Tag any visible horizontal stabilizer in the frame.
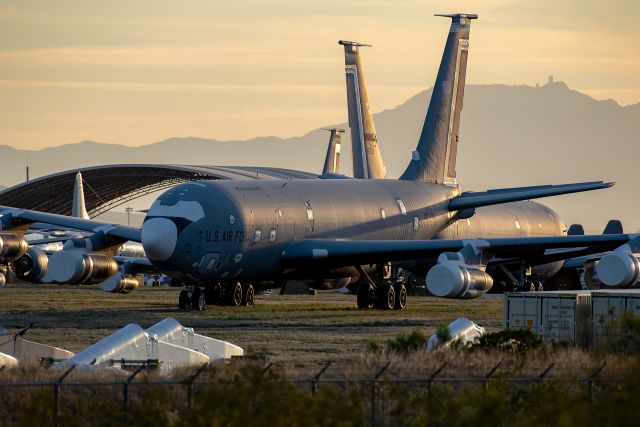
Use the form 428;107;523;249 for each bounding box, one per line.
448;181;614;212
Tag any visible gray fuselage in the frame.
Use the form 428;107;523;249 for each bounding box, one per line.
142;179;565;285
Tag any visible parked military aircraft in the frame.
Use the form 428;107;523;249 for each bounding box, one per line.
338;31;579;295
0;13;627;311
321;128;344;175
8;172;148;285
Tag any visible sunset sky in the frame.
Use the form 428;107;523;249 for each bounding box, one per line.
1;0;638;149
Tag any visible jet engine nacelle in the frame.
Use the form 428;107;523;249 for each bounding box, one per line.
426;261;493;299
0;232;29;262
594;252;640;288
13;247;49;282
99;272;139;294
48;250;118;284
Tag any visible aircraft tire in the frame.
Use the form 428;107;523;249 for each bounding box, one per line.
393;283;407;310
357;283;374;309
377;284;395;310
192;287;207;311
227;282;243;307
204;284;221;305
242;284;255;307
178;290;190;309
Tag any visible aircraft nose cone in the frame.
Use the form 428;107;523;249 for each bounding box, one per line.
141;217;178;262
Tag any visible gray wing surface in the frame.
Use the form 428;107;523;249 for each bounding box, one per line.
282;234;634;269
0;206;141;242
448;182;614;211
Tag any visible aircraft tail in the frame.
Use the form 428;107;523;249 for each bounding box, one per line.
339;40;386;179
400;13;477;184
72;171;90;220
603;219;623;235
321;128;345;174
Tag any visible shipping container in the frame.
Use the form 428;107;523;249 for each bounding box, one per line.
591;290;640;345
504;291;592;345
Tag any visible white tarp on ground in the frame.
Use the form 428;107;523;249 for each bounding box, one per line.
57;318;242;371
427;317;486;350
0;329;75;363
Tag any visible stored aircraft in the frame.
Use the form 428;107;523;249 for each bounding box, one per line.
337;24;584;296
0;14;632;311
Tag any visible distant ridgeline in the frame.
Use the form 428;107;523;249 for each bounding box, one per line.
0;81;638;229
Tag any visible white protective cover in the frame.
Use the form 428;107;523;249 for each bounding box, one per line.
427;317;486;350
0;333;75;362
146;318;243;359
0;351;19;368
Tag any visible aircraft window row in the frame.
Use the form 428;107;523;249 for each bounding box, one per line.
396;199;407;216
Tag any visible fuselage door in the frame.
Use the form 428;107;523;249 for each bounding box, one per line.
304;201;315;236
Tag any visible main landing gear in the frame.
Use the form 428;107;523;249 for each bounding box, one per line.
178;282;255;310
356;265;408;310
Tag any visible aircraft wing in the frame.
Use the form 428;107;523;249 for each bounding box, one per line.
449;181;613;211
282;234;634;269
0;207;141;242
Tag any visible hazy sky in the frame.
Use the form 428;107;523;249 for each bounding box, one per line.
1;0;638;149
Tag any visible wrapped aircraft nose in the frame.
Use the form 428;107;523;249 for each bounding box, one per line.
141;217;178;261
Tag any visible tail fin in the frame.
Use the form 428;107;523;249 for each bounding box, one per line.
72;171;90;220
400;13;477;184
321;128;345;174
603;219;623;235
339;40;386;179
567;224;585;236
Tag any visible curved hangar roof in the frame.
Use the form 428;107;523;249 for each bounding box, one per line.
0;164;318;217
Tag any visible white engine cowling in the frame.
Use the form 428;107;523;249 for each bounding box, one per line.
595;252;640;288
426;262;493;299
99;272;139;293
14;247;49;282
0;232;28;262
48;251;118;284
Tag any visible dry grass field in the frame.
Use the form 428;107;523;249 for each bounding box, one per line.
0;284;503;363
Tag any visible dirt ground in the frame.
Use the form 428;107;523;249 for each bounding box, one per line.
0;284;503;363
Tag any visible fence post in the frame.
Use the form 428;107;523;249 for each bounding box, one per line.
370;361;391;427
122;364;147;422
426;362;447;427
53;364;76;427
262;362;273;375
589;362;606;403
537;363;555;382
311;361;332;394
484;361;502;392
186;363;209;409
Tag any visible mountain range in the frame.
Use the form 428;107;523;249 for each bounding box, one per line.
1;81;638;232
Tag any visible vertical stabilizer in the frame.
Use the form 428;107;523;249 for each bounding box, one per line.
400;14;477;184
321;128;345;174
339;40;386;179
72;172;90;219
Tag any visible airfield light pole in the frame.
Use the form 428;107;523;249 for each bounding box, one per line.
125;207;133;226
